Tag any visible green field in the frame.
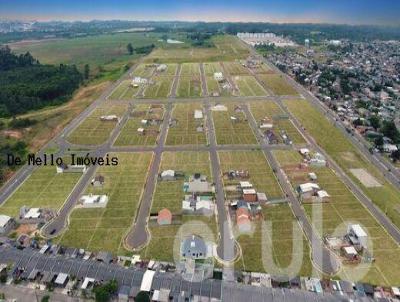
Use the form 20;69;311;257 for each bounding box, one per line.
166;103;207;145
203;62;230;96
284;99;400;234
274;149;400;285
132;63;156;78
145;35;249;63
258;74;298;95
9;33;160;71
156;63;178;76
250;101;306;144
57;152;152;255
203;62;223;75
114;104;164;146
143;76;174;98
180;63;200;76
212;103;257;145
177;77;202;98
251;63;274;74
109;80;139;99
232;75;268;96
218;151;312;275
140;151;217;261
222;61;250;75
67;103;128;145
0;160;82;217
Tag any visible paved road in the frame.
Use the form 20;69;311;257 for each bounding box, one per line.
169;63;181;98
124;103;173;249
204;101;237;262
242;105;339;275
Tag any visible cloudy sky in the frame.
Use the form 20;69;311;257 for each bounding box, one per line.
1;0;399;26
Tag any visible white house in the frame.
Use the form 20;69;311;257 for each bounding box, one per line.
298;183;320;199
211;104;227;111
0;215;15;234
160;170;176;181
347;224;368;249
194;110;203;119
383;143;398;153
132;77;148;85
156;64;167;72
80;194;109;208
213;72;224;82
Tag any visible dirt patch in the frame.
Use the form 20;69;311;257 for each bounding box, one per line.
1;130;23;139
350;168;382;188
15;224;38;236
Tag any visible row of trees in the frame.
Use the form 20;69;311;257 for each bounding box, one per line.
126;43;155;55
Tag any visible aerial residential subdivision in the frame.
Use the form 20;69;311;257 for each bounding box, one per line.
0;1;400;301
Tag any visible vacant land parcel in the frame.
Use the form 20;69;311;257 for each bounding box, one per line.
143;76;174;98
166;103;207;145
274;149;400;285
58;152;152;255
218;151;312;275
232;75;267;96
67;103;128;145
212;103;257;145
114;104;164;146
176;63;202;97
0;161;82;217
250;101;305;144
284;99;400;233
109;80;139;99
258;74;298;95
141;151;217;261
145;35;249;63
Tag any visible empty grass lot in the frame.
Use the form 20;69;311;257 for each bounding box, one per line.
143;76;174;98
222;61;250;75
57;152;152;255
232;75;268;96
284;99;400;236
140;151;217;261
176;63;202;98
251;63;274;74
114;104;164;146
274;149;400;285
132;63;155;78
212;103;257;145
0;159;82;217
166;103;207;145
258;74;298;95
250;101;306;144
145;35;249;63
218;151;312;275
67;103;128;145
109;80;139;99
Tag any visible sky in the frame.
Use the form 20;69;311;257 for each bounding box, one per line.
0;0;399;26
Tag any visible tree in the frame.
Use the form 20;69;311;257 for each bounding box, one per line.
391;149;400;162
84;64;90;80
127;43;134;55
374;136;384;147
135;291;150;302
93;280;118;302
369;115;381;130
382;120;400;143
